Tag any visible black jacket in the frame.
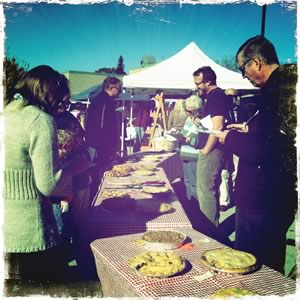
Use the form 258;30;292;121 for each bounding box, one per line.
223;65;297;212
84;91;120;165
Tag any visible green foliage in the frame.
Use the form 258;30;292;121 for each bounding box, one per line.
95;55;126;75
95;67;116;74
115;55;126;75
3;56;29;105
215;55;239;72
276;64;297;178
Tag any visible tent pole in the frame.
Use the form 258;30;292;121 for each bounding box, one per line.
120;99;125;158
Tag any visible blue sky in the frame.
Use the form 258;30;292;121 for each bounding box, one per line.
4;1;297;73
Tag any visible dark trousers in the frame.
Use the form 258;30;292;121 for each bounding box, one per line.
5;245;65;281
235;207;295;274
89;165;106;205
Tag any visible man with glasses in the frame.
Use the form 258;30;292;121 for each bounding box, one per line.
215;35;297;273
85;76;122;201
192;66;233;227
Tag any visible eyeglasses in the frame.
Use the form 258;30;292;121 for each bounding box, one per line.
194;80;205;86
238;57;254;76
112;86;121;92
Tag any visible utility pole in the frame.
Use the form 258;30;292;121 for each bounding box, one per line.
261;4;267;37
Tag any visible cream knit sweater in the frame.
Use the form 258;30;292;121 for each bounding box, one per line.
3;100;72;252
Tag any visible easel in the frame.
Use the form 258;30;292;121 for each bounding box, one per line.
148;92;167;147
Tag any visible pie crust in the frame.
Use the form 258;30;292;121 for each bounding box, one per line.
201;248;257;274
211;287;257;299
128;251;185;277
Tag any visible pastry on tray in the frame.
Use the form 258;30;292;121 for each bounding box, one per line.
141;230;186;250
142;186;171;194
211;287;257;299
133;170;155;176
140;156;160;162
201;248;257;274
112;164;134;173
136;200;172;214
135;164;157;171
128;251;185;277
142;230;185;243
100;195;135;212
101;190;129;199
105;169;130;177
101;193;172;214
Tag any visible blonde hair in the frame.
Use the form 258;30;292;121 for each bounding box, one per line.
225;88;238;96
173;99;186;114
184;95;202;111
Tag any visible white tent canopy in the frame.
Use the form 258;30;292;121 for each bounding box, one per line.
123;42;254;91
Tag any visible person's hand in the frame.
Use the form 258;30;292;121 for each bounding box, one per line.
191;117;201;126
214;130;230;144
227;123;249;133
199;148;209;155
185;137;191;144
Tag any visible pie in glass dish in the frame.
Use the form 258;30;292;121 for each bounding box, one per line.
211;287;257;299
128;251;185;278
201;248;257;274
142;230;186;250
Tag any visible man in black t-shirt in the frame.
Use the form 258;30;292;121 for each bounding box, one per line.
193;66;233;226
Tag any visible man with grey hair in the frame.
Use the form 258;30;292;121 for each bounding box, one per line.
216;35;297;273
85;76;122;201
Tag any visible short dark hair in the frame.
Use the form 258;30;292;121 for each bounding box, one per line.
236;35;279;65
14;65;70;115
193;66;217;85
102;76;122;91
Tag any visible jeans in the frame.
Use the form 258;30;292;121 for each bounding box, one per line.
235;207;295;273
133;127;145;152
52;203;69;243
196;148;225;226
182;160;198;201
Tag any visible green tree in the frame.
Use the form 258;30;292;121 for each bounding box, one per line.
3;56;29;105
115;55;126;75
95;56;126;75
95;67;116;74
216;55;239;72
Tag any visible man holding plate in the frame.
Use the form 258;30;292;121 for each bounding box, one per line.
192;66;233;227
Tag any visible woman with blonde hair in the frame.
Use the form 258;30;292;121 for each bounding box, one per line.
167;99;188;131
